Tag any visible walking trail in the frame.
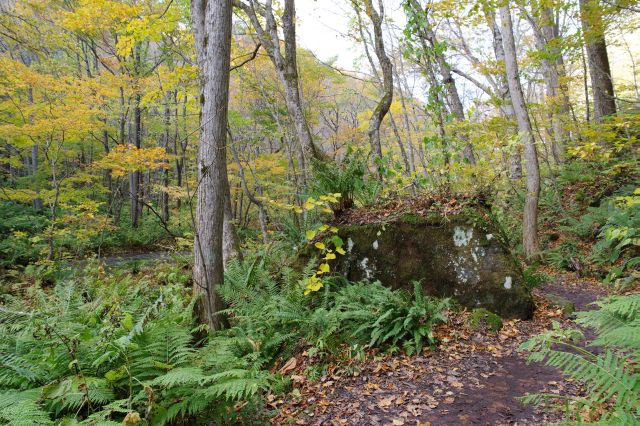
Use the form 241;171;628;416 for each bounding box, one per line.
272;274;609;426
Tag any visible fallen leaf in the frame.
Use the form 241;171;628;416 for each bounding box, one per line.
279;357;297;375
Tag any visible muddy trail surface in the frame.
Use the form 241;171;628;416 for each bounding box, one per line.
273;276;609;426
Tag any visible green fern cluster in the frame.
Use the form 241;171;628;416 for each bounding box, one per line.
520;294;640;425
0;253;451;425
220;258;450;359
0;263;277;425
307;149;381;212
334;281;450;355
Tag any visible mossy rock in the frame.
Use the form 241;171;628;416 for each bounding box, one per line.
545;293;575;316
469;308;503;333
297;213;534;319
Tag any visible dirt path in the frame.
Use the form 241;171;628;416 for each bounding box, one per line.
273;276;608;425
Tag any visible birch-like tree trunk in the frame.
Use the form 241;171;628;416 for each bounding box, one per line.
356;0;393;178
407;0;476;165
521;5;571;162
500;2;541;259
234;0;324;163
483;7;521;179
191;0;233;331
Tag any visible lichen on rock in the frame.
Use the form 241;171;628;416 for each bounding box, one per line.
299;210;534;319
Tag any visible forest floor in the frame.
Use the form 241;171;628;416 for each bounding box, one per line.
272;273;610;426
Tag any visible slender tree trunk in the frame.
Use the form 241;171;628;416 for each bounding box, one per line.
356;0;393;178
388;112;411;175
234;0;324;163
524;6;570;162
229;131;269;244
484;8;522;179
191;0;233;331
500;2;541;259
223;188;242;264
579;0;616;122
129;95;141;228
408;0;475;165
161;94;171;223
26;87;43;211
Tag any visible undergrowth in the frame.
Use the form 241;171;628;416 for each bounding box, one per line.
521;294;640;425
0;254;450;424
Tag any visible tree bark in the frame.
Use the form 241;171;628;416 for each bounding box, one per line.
407;0;475;165
483;7;522;179
356;0;393;178
191;0;233;331
234;0;324;163
161;93;171;223
129;94;142;228
579;0;616;122
522;6;571;162
500;2;541;259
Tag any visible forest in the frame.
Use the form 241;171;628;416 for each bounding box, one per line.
0;0;638;424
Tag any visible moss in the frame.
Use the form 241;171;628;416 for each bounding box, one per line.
545;293;575;316
469;308;503;333
400;213;427;225
294;213;534;319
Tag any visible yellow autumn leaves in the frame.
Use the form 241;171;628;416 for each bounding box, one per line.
262;192;346;295
303;220;348;295
94;144;171;177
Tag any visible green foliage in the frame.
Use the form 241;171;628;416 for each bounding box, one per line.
520;294;640;425
0;201;47;267
522;266;551;290
545;240;584;271
307;150;381;213
468;308;503;333
334;281;450;355
578;294;640;357
219;257;450;359
0;263;278;425
592;197;640;289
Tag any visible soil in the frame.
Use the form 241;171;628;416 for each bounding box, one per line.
271;273;612;426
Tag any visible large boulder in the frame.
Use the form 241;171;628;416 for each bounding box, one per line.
314;213;533;319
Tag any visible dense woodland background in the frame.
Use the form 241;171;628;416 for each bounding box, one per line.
0;0;638;425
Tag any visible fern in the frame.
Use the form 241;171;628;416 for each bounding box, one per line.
0;389;52;425
521;294;640;424
578;294;640;357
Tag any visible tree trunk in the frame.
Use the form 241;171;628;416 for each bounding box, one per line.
234;0;324;163
524;6;571;162
408;0;475;165
130;95;142;228
358;0;393;178
500;2;541;259
484;8;522;179
161;94;171;223
26;87;43;211
579;0;616;122
191;0;233;331
223;188;242;264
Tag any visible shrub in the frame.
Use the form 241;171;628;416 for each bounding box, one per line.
0;201;47;267
307;150;381;214
591;193;640;289
220;258;450;358
0;253;452;424
334;280;450;355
